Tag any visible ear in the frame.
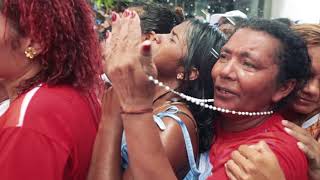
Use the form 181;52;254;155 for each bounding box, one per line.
271;79;296;103
143;31;161;44
176;67;199;81
19;37;43;57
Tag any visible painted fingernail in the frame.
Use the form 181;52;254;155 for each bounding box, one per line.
142;40;151;53
131;11;136;18
105;31;109;39
124;9;130;17
112;12;117;22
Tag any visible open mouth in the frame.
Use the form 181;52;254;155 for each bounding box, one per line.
215;86;238;97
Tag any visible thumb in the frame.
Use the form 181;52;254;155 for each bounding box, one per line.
139;40;157;78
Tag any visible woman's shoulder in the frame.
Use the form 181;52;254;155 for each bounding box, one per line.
23;84;99;128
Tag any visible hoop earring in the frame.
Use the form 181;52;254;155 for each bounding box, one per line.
24;47;37;59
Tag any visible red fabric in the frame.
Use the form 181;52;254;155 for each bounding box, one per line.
0;85;100;180
207;113;308;180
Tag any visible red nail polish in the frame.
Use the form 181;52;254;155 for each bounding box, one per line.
131;11;136;18
142;44;151;52
124;9;129;17
112;12;117;22
105;31;109;39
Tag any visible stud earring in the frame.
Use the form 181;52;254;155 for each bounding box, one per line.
24;47;37;59
177;73;184;80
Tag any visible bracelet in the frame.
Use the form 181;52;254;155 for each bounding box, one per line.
120;108;153;115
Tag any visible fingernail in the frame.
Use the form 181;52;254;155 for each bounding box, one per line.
131;11;136;18
284;127;292;134
105;31;109;39
297;142;305;150
142;40;151;53
282;120;288;125
112;12;117;22
124;9;130;17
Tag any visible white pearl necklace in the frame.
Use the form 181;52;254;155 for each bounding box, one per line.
148;76;274;116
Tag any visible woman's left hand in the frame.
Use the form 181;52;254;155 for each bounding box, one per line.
282;120;320;180
225;141;285;180
104;11;157;113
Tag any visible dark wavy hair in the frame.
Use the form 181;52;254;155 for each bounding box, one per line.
237;19;311;109
129;1;181;34
1;0;102;94
181;19;227;152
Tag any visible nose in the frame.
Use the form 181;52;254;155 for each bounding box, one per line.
301;78;320;99
219;59;237;81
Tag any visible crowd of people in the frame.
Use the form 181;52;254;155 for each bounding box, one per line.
0;0;319;180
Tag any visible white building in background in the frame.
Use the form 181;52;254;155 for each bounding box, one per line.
270;0;320;23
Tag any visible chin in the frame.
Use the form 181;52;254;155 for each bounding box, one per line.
214;100;236;111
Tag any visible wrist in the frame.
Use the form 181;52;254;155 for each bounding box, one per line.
121;107;153;115
121;101;153;113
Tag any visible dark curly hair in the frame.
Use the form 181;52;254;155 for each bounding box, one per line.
1;0;102;94
181;19;227;152
237;19;312;110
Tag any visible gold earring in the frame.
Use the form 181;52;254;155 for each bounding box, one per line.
177;73;184;80
24;47;37;59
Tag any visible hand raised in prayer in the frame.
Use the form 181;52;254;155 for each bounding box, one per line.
104;10;157;113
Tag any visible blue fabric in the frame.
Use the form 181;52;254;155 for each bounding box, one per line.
121;106;201;179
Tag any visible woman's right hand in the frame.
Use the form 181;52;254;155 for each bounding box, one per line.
225;141;285;180
282;120;320;180
104;10;157;113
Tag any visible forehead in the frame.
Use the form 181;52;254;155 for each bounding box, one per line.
308;46;320;75
172;21;188;33
224;28;280;60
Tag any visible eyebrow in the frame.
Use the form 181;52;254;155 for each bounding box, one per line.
172;30;179;40
222;47;256;60
221;47;231;54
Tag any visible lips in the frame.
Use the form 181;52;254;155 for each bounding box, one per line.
214;85;239;97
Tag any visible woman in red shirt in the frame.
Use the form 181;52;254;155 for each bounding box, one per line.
104;16;311;180
0;1;102;180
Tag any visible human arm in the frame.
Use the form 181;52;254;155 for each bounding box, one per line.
282;120;320;180
225;141;285;180
122;105;198;179
87;87;123;180
105;11;176;180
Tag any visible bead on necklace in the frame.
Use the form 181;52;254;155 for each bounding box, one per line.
148;76;273;116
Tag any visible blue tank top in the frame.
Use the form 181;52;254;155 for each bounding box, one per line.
120;105;213;179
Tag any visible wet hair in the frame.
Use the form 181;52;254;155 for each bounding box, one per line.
1;0;102;93
292;24;320;47
181;19;227;152
237;18;311;109
129;2;180;34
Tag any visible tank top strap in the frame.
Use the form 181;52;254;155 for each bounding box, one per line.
121;105;200;177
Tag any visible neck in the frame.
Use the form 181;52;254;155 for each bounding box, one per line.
2;62;41;101
280;106;307;125
220;113;272;132
0;86;8;102
152;77;180;109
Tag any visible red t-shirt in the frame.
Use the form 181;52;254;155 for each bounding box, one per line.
207;113;308;180
0;84;100;180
